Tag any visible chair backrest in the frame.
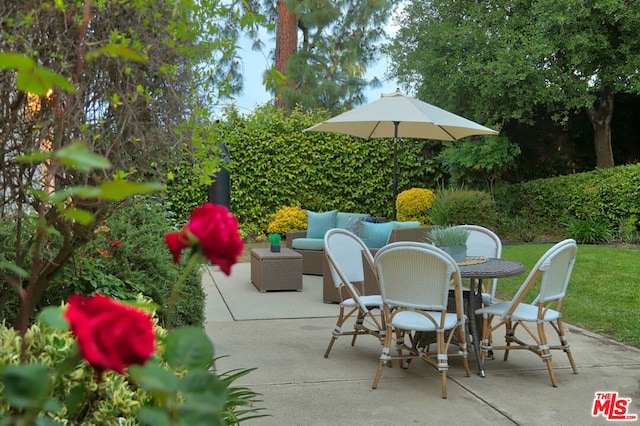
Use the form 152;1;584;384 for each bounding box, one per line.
324;228;376;304
374;242;462;312
452;224;502;259
509;239;578;311
452;225;502;303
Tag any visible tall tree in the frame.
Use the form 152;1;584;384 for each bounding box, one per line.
0;0;256;324
254;0;397;112
386;0;640;168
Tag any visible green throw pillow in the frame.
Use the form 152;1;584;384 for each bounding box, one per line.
306;210;338;238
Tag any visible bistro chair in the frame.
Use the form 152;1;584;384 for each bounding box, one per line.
452;224;502;305
372;242;471;399
475;239;579;387
323;228;385;358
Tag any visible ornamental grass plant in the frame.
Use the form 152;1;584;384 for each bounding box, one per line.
427;226;471;248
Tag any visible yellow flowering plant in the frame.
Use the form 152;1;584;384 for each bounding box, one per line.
267;205;308;235
396;188;436;224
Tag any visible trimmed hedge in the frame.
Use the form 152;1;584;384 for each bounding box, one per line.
494;163;640;232
171;104;443;237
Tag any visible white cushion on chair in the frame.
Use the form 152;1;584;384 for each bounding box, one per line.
478;301;561;322
342;295;383;309
390;310;459;331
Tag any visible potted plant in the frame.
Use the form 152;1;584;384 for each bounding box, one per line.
268;233;281;252
426;226;470;262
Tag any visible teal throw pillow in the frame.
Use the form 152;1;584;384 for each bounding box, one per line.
306;210;338;238
360;221;394;248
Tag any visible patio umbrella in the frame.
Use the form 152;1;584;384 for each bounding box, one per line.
304;91;499;219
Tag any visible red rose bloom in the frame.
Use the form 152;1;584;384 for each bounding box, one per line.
64;294;155;377
164;203;243;275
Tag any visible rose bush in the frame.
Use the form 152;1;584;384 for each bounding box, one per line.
165;203;243;275
64;294;156;377
1;203;265;424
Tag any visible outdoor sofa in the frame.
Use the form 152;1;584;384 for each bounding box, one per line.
285;209;433;303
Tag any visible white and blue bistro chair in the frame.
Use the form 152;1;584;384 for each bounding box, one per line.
476;239;579;387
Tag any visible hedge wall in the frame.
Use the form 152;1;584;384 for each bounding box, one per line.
494;163;640;229
215;104;442;236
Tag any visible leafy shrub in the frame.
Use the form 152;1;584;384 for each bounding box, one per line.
495;216;538;242
47;200;204;328
0;315;265;424
396;188;436;224
267;205;308;234
52;224;144;301
618;215;640;243
565;219;613;243
104;200;205;327
436;189;498;228
495;163;640;232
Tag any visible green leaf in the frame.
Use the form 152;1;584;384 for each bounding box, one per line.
98;181;162;200
137;407;172;426
164;327;214;370
54;142;111;171
35;416;65;426
0;261;29;278
1;364;52;409
36;306;69;331
47;186;102;202
85;45;148;62
122;299;160;313
11;62;75;96
17;151;52;163
128;360;178;395
179;370;227;407
61;207;95;225
0;52;36;70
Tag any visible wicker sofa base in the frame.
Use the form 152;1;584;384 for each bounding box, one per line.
287;225;434;303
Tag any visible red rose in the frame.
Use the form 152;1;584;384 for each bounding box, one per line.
164;203;243;275
64;294;155;377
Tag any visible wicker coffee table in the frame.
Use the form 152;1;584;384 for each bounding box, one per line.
250;248;303;292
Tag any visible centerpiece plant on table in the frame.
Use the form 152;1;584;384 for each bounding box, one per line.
427;226;471;262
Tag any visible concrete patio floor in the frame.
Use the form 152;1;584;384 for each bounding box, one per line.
203;263;640;425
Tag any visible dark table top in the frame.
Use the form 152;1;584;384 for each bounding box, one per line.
458;257;526;279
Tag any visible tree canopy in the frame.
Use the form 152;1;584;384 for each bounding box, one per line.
250;0;397;112
386;0;640;168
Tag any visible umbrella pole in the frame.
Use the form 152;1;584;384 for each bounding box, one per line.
392;121;399;221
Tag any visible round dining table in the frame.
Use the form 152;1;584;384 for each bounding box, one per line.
457;257;526;377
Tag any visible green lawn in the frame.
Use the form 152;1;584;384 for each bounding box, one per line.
497;243;640;348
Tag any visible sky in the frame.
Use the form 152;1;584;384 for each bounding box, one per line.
221;6;404;114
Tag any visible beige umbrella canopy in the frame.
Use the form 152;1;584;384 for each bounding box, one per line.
304;91;499;219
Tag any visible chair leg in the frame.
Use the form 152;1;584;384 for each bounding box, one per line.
351;311;366;346
457;325;471;377
536;321;559;387
503;321;514;361
396;329;407;369
441;371;447;399
556;319;579;375
372;325;393;389
324;306;347;358
437;332;449;399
